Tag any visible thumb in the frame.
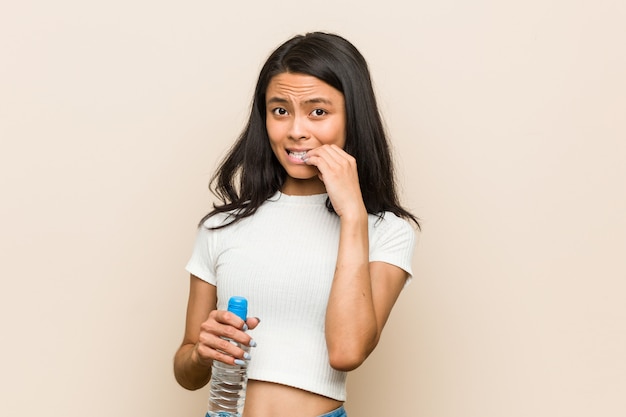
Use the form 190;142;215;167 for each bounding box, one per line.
245;317;261;330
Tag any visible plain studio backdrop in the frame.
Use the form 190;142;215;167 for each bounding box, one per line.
1;1;625;416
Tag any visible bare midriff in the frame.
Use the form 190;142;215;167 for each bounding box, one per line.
243;379;343;417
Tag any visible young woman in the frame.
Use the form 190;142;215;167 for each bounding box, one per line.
174;32;419;417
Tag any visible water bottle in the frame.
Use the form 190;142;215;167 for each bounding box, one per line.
206;296;249;417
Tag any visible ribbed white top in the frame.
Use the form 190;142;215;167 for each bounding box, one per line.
186;192;417;401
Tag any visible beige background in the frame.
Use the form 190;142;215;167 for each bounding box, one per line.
1;1;625;416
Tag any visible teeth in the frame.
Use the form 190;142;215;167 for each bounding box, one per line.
289;151;307;160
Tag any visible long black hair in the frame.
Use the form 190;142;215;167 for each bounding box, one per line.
202;32;419;228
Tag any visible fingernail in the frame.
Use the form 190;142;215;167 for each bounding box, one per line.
234;359;246;366
242;323;249;331
243;352;252;360
249;339;257;348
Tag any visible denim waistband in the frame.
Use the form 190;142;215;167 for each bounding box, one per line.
317;405;347;417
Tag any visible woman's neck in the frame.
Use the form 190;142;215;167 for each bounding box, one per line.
281;177;326;196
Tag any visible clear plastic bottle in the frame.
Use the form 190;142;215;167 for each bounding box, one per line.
206;296;249;417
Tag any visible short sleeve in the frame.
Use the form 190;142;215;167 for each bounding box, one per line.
185;222;218;285
369;213;418;284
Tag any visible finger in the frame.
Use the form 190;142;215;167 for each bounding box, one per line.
245;316;261;330
303;149;339;173
196;340;247;367
205;311;256;349
192;341;213;367
307;152;356;185
213;309;247;329
199;330;251;363
319;144;354;164
323;144;351;163
318;145;355;172
305;145;343;166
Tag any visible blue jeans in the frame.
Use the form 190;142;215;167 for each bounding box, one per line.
318;405;347;417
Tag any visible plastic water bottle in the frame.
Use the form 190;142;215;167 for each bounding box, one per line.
206;296;249;417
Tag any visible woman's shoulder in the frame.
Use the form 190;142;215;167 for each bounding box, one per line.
368;212;419;265
369;211;416;232
368;211;419;246
199;211;240;230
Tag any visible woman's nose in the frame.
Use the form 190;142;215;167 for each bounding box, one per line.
287;116;310;141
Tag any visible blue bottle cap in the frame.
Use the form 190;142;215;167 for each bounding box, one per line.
227;296;248;321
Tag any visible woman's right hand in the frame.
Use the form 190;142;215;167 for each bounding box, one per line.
175;276;259;390
193;310;260;367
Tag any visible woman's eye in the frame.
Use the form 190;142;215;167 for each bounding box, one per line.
271;107;288;116
311;109;326;117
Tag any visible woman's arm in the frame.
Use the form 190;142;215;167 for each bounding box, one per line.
325;217;408;371
304;144;409;371
174;275;215;390
174;275;258;390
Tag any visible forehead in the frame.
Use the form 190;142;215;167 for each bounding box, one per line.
266;73;343;102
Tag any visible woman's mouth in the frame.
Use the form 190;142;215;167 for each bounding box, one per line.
288;150;307;159
287;150;308;163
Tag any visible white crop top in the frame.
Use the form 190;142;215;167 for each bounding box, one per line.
186;192;417;401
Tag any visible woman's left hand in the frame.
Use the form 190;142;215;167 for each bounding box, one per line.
304;144;366;219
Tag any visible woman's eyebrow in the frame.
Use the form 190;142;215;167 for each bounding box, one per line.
304;97;333;105
266;96;289;105
266;97;333;105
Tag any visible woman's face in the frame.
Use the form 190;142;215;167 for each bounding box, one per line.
265;72;346;195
